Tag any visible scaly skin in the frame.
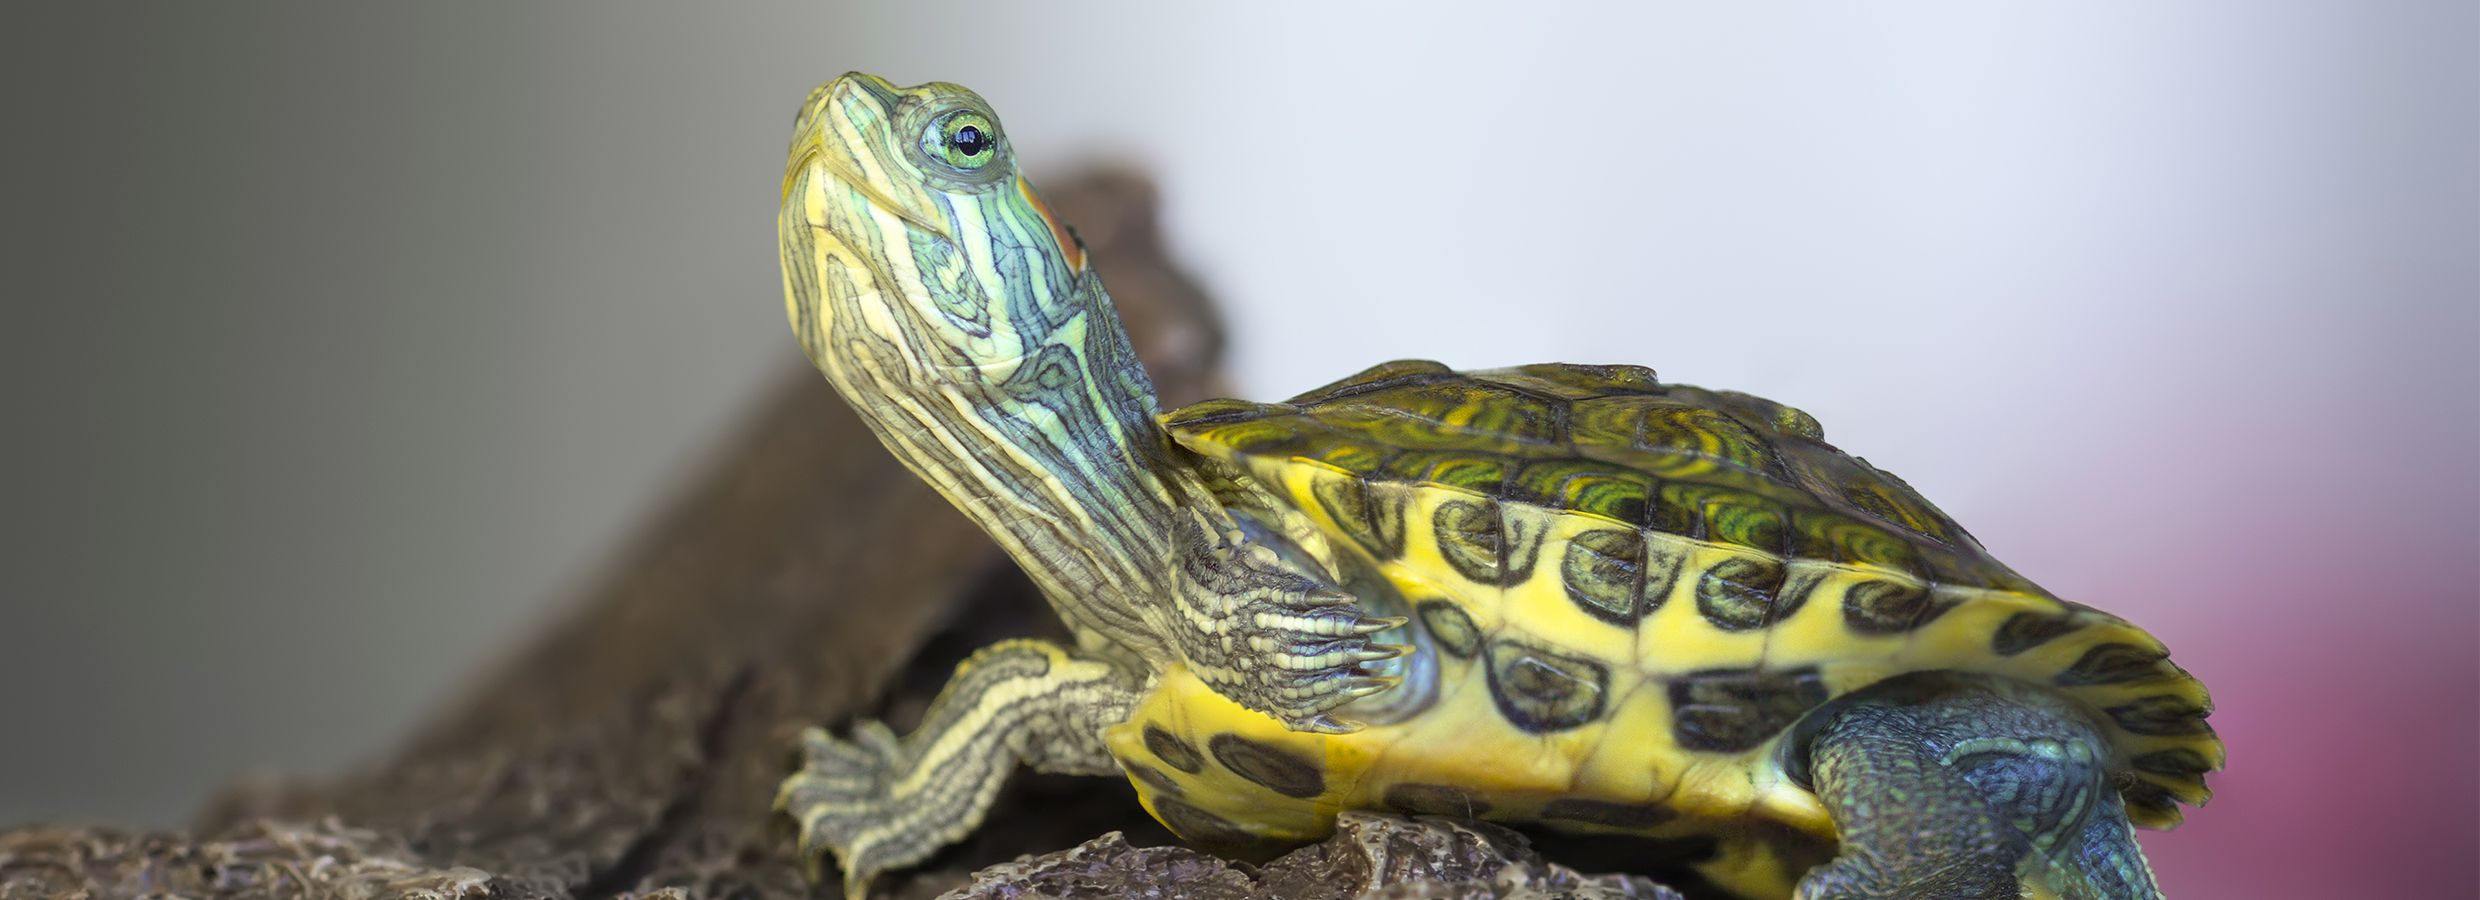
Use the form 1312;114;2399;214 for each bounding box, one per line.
1794;676;2164;899
773;73;2212;898
774;73;1398;895
777;73;1401;720
775;641;1139;898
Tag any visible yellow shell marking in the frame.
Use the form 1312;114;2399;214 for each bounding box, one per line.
1110;375;2221;897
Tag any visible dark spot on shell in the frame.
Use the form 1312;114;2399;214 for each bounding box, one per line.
1432;499;1544;587
1840;578;1945;635
1638;543;1686;613
1561;529;1645;624
1314;476;1404;558
1777;569;1827;622
1150;793;1254;845
1144;724;1203;774
1694;557;1790;632
1484;638;1609;733
1367;486;1408;555
2055;642;2172;686
1539;798;1672;829
1434;500;1502;584
1125;763;1183;797
1382;783;1491;818
2131;748;2215;778
1208;733;1326;798
1992;611;2080;655
1417;600;1481;658
1668;667;1828;753
2105;696;2213;737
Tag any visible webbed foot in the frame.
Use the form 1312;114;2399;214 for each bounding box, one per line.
776;639;1141;897
1170;509;1406;732
776;722;909;897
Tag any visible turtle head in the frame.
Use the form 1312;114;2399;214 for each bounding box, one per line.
780;74;1181;658
781;73;1096;385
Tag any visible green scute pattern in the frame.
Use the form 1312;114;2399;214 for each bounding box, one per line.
1166;361;2036;592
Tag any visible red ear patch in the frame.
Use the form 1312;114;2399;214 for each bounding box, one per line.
1017;178;1087;273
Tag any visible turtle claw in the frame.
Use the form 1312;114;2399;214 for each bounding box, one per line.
1337;674;1399;700
1292;713;1359;735
1345;615;1408;636
1345;647;1405;665
1287;675;1400;734
1174;509;1412;730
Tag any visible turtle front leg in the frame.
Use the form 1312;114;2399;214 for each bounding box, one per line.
1168;508;1404;733
777;639;1142;897
1793;674;2163;900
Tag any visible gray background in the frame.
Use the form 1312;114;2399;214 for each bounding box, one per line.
3;4;2471;897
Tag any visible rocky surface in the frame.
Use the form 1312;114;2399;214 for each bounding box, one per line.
0;820;521;900
948;814;1683;900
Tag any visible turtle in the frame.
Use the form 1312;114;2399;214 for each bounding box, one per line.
773;73;2220;900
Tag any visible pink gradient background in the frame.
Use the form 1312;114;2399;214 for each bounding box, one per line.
1989;375;2478;898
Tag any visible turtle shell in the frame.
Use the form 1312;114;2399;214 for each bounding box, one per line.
1156;361;2220;842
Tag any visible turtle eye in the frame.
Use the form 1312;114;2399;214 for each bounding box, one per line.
926;110;1000;171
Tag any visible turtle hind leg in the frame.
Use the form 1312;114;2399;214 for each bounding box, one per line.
1792;674;2163;900
776;639;1142;897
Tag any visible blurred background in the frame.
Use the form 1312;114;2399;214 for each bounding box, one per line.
2;3;2470;897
